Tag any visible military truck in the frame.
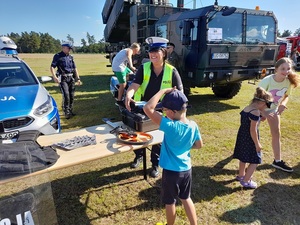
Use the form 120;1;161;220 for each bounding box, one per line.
102;0;279;98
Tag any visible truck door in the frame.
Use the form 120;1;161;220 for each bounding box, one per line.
182;19;200;76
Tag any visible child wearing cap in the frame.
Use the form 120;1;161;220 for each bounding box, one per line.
143;88;203;225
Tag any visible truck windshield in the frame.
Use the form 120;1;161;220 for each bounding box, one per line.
246;15;275;44
207;12;275;44
207;13;242;44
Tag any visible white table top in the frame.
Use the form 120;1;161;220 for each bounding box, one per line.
0;122;163;184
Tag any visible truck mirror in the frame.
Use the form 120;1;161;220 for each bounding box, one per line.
207;6;237;23
222;7;237;16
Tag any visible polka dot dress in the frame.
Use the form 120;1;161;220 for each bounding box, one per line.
233;110;262;164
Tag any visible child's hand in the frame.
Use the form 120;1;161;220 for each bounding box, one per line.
164;87;176;94
276;105;287;115
256;143;262;152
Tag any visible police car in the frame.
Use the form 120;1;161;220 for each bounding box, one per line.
0;36;61;140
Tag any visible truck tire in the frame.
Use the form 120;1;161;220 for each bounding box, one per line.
212;82;242;98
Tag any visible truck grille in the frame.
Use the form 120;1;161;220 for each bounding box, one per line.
2;117;33;129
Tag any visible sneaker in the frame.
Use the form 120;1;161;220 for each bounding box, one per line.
236;176;244;181
240;180;257;189
149;166;159;178
272;160;293;172
130;157;143;168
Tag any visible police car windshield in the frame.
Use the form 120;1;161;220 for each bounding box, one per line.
0;63;37;87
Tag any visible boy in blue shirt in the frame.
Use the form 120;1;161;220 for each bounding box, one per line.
143;88;203;225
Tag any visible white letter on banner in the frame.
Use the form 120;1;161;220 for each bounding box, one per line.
16;214;22;225
0;218;11;225
24;211;35;225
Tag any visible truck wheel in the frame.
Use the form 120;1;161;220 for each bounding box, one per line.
212;82;242;98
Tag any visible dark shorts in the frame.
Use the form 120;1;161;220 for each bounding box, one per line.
114;67;132;83
161;168;192;205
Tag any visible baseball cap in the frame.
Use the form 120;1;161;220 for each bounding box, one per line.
61;41;73;49
160;89;190;111
145;36;169;52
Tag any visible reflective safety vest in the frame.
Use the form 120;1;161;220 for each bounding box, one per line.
134;62;174;101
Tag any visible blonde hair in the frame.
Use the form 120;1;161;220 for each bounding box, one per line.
275;57;300;88
130;42;140;49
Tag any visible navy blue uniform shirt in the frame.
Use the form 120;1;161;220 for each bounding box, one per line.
51;51;76;74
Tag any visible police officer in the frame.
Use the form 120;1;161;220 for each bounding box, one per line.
125;37;183;178
50;42;81;119
166;42;182;74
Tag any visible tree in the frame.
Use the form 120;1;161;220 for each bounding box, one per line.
28;31;41;53
281;30;292;37
5;31;107;53
293;28;300;36
39;33;60;53
67;34;74;45
86;32;96;45
81;38;87;47
18;32;31;53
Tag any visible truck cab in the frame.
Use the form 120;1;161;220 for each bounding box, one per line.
155;5;278;97
102;0;279;98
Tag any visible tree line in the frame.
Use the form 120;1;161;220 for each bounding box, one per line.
279;28;300;38
5;32;107;54
4;28;300;54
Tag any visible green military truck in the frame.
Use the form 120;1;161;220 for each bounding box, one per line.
103;0;278;98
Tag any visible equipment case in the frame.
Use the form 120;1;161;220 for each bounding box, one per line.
121;109;159;132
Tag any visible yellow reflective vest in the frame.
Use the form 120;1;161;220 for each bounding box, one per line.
134;62;174;101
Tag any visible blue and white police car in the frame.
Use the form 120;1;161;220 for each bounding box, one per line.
0;36;61;140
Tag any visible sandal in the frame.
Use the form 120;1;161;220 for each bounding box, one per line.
240;180;257;189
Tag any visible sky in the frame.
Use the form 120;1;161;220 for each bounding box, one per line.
0;0;299;46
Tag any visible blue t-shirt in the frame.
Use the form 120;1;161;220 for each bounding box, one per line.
159;117;201;172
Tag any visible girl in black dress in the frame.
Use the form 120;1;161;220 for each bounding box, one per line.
233;87;273;189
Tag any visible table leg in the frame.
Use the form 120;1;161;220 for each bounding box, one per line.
143;148;147;180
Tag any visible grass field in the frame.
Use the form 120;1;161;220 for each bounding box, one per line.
7;54;300;224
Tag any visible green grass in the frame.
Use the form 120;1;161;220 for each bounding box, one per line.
4;54;300;224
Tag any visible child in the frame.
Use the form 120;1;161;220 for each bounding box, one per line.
258;57;300;172
233;87;273;189
143;88;203;225
112;42;140;106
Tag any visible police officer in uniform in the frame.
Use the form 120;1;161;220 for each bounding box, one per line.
50;42;81;119
125;37;183;178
